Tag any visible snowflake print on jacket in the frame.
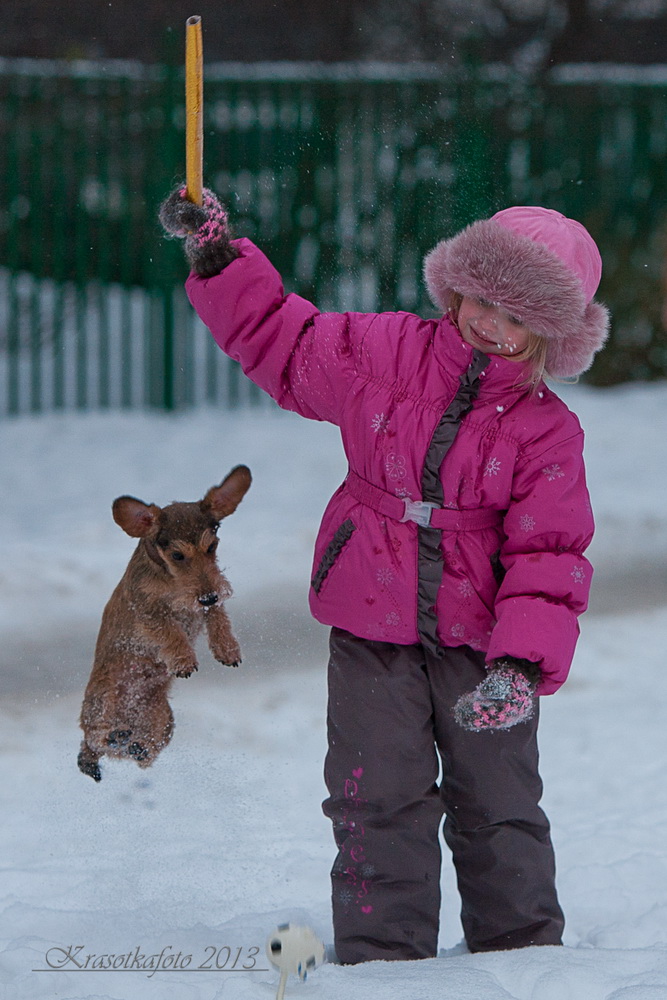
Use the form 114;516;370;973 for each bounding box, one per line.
371;413;389;434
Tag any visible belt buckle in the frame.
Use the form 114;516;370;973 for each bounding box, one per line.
400;498;439;527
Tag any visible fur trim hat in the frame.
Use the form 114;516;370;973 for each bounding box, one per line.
423;206;610;377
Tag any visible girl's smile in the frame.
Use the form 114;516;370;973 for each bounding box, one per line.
457;296;532;359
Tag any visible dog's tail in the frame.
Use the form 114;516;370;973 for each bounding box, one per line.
78;741;102;782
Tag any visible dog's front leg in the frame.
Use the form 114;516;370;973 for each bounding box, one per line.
205;605;241;667
140;620;199;677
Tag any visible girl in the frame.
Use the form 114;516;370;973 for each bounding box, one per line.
160;191;609;963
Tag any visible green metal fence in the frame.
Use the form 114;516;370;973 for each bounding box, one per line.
2;58;667;416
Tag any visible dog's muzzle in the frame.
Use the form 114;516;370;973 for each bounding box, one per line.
198;592;219;607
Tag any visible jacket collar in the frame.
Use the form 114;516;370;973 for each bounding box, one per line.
433;315;535;397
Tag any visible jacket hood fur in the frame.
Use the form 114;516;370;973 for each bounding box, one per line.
423;219;610;378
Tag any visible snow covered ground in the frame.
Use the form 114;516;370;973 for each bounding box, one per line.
2;380;667;1000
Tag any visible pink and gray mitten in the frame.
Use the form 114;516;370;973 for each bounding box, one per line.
159;186;238;277
453;657;541;732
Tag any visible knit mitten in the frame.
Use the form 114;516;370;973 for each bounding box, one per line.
158;186;239;277
453;657;541;732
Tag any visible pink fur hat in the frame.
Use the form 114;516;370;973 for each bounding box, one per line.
423;206;610;377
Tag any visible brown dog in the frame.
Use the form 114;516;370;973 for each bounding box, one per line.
78;465;251;782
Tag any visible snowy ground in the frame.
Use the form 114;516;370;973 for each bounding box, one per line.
1;380;667;1000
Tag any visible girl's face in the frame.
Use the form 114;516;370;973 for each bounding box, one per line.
456;296;532;359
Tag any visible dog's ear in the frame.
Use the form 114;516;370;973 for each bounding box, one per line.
202;465;252;520
112;496;162;537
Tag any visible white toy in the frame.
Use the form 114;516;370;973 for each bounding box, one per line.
266;923;326;1000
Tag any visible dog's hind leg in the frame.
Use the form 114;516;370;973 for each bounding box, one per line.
124;698;175;769
78;741;102;782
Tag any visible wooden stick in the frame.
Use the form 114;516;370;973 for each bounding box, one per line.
185;15;203;206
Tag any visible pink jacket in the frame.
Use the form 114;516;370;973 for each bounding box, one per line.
187;239;594;695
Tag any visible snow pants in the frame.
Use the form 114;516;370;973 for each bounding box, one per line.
322;627;564;964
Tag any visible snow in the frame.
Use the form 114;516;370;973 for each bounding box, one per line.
2;379;667;1000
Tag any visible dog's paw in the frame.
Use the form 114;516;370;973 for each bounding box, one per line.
214;655;241;668
212;641;242;667
78;751;102;782
128;741;150;762
173;661;198;678
107;729;132;748
222;656;241;668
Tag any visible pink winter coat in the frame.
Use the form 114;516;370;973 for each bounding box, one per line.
186;238;594;695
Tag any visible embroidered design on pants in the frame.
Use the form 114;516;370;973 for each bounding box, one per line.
336;768;374;915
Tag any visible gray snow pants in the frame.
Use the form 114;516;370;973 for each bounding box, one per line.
322;627;564;964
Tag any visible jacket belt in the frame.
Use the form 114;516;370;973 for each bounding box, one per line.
345;469;504;531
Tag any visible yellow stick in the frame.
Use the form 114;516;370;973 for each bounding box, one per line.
185;15;203;206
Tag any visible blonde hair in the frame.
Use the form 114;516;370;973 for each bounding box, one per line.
446;292;550;393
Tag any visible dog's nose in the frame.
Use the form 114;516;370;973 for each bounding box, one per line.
198;592;219;607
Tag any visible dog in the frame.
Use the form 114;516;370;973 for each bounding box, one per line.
77;465;251;782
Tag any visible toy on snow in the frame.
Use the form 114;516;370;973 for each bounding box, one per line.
266;923;326;999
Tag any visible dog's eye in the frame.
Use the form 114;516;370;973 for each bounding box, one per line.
207;540;218;555
171;551;185;561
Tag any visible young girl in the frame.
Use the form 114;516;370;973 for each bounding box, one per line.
160;192;609;963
